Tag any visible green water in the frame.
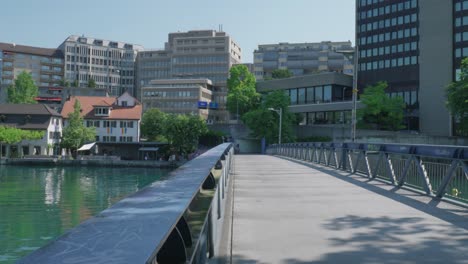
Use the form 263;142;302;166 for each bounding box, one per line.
0;165;171;263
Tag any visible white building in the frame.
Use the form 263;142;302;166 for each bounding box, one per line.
61;92;142;143
0;104;63;157
59;35;144;96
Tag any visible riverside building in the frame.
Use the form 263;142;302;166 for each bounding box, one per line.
136;30;242;123
253;41;354;81
60;36;143;96
356;0;464;136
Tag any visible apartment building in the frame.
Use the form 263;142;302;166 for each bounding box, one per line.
141;79;214;120
60;36;143;96
0;42;64;102
136;30;242;123
253;41;354;81
356;0;460;136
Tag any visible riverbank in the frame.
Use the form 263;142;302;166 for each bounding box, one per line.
0;157;182;168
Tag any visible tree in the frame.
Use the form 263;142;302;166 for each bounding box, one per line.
0;126;43;158
226;65;260;118
164;114;208;157
358;81;405;131
72;80;79;87
271;69;293;79
141;108;168;141
61;100;96;154
446;57;468;135
243;90;296;144
7;71;39;104
88;78;96;88
59;79;71;87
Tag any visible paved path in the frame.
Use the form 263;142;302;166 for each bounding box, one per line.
230;155;468;264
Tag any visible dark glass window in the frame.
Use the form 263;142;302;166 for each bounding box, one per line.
298;88;306;104
306;87;314;103
290;88;298;105
315;86;323;103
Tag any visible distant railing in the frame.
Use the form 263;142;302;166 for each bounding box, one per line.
267;143;468;203
19;143;233;264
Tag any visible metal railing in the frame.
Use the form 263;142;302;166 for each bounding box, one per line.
267;142;468;203
19;143;233;264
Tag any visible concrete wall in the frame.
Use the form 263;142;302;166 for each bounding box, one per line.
419;0;453;136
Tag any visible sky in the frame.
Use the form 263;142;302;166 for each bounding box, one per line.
0;0;355;63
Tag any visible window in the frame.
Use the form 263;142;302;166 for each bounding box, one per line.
323;85;332;103
315;86;323;103
298;88;306;104
290;89;298;105
306;87;314;103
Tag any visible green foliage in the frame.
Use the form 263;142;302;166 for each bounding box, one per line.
7;71;39;104
88;79;96;88
242;90;295;144
141;108;209;156
59;79;71;87
296;136;332;143
226;65;260;117
358;82;405;131
446;57;468;135
141;108;168;142
72;80;79;87
199;130;227;147
61;100;96;151
164;114;208;156
271;69;293;79
0;126;44;144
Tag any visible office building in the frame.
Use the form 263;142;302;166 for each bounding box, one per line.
141;79;215;121
357;0;459;136
60;36;143;96
136;30;242;123
253;41;354;81
256;73;356;125
0;42;64;103
35;86;108;112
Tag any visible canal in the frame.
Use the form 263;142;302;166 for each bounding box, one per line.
0;165;171;263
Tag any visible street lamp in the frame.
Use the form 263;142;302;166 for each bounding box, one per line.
268;107;282;144
335;47;358;142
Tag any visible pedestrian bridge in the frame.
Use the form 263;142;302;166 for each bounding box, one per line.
19;143;468;264
228;154;468;264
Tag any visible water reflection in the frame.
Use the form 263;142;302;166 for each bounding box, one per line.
0;166;170;263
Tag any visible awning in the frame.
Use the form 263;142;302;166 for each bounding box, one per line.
138;147;159;152
77;142;96;151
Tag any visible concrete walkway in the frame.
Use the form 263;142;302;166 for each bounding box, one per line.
230;155;468;264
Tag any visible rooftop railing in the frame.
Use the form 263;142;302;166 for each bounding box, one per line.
19;143;233;264
267;142;468;203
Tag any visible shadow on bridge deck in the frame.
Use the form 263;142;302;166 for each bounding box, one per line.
223;155;468;264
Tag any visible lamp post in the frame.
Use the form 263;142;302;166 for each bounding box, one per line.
268;107;282;144
336;47;358;142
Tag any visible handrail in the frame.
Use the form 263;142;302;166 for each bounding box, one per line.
19;143;233;264
267;142;468;203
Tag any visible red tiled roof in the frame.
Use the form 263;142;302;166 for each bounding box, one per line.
61;96;142;120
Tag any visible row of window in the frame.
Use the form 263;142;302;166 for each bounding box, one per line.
286;85;333;105
139;70;170;78
11;54;63;64
455;1;468;12
41;74;62;80
361;42;418;58
455;32;468;42
455;16;468;27
300;111;352;125
359;14;417;33
86;120;135;128
172;65;228;74
172;55;228;64
359;56;418;71
99;136;133;142
359;28;418;46
454;47;468;58
359;0;417;18
148;101;198;109
143;91;199;98
140;60;170;68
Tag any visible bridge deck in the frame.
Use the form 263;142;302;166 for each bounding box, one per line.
229;155;468;264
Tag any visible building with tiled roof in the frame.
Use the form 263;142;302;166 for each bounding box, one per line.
61;92;142;143
0;104;63;157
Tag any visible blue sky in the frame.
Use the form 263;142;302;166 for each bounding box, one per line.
0;0;355;62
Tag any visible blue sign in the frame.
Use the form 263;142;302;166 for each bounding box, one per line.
198;101;208;109
209;102;218;109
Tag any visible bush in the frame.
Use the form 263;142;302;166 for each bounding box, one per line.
199;130;227;147
296;136;332;143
